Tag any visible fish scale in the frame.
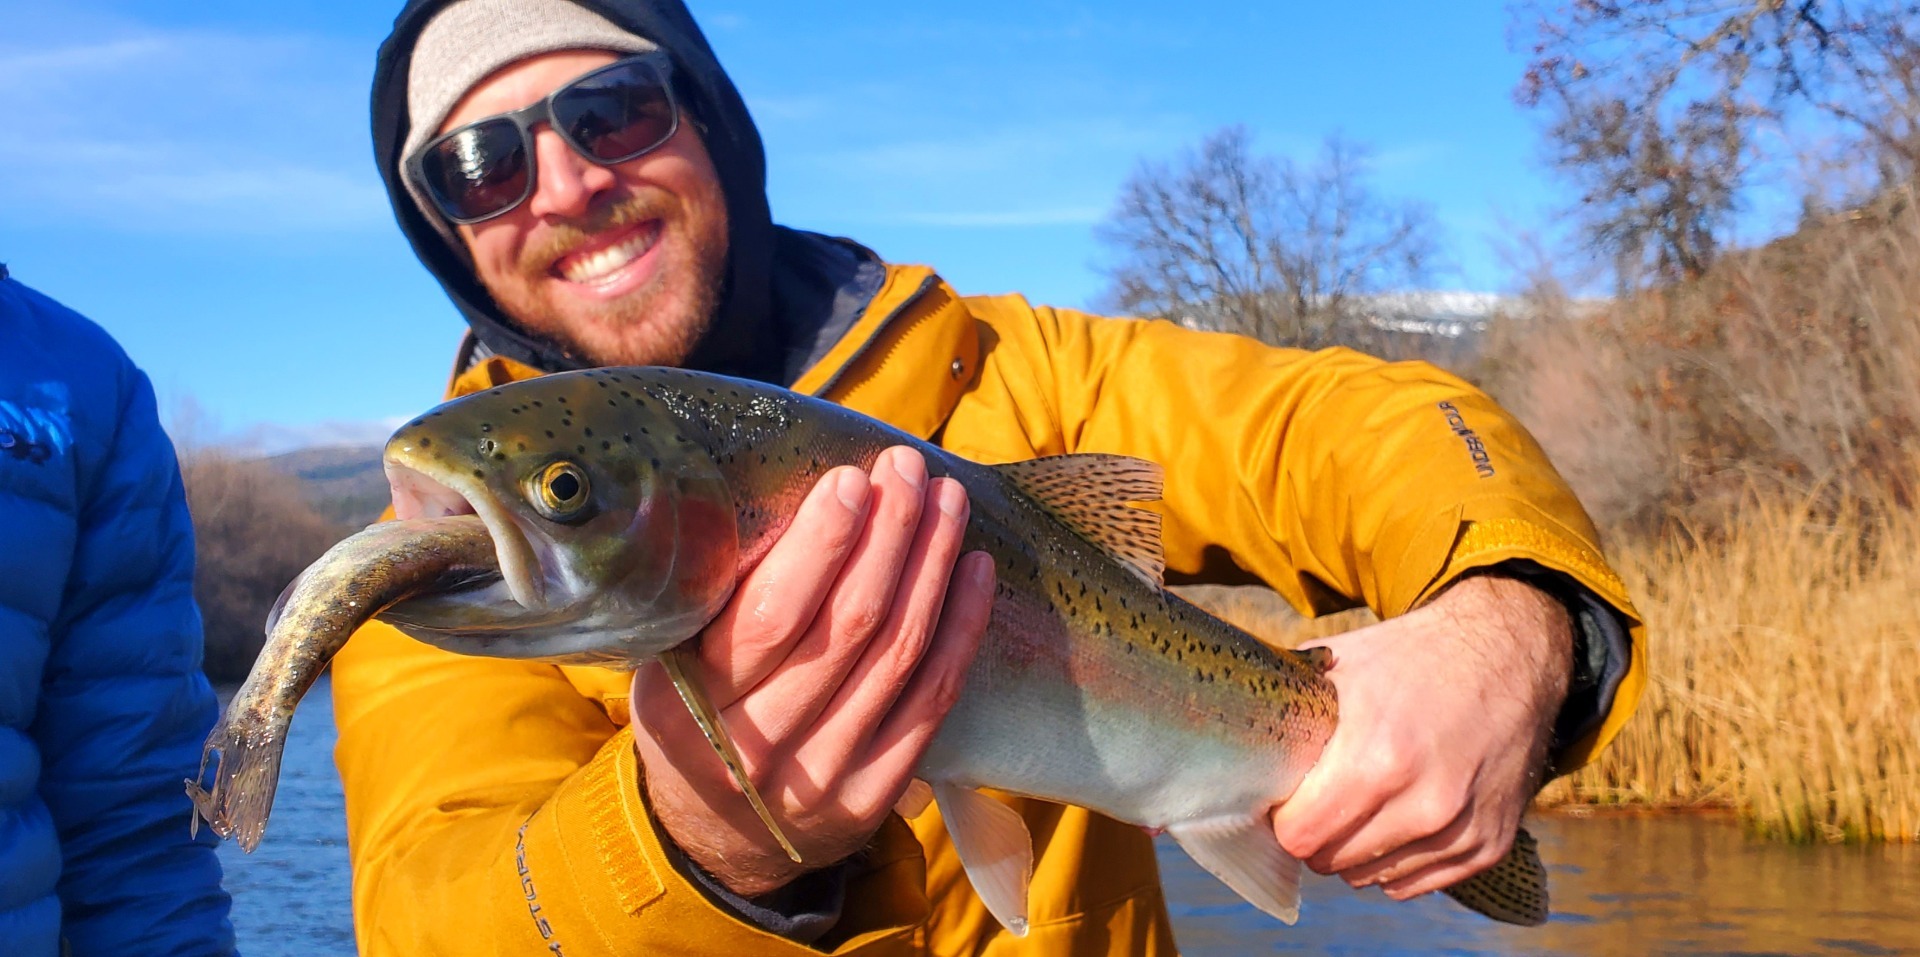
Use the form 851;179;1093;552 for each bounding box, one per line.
187;365;1551;935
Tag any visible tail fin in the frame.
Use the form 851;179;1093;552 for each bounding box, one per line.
183;720;286;853
1442;826;1550;925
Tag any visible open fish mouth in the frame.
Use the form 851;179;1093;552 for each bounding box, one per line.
385;458;549;611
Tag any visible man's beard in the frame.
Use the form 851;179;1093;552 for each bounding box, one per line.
482;192;729;369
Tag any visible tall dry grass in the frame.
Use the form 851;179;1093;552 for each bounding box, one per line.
1541;493;1920;843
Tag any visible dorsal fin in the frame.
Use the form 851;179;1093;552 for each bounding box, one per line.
993;454;1166;587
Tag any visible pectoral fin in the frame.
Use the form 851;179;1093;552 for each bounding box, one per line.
659;645;803;864
933;783;1034;937
1441;826;1550;926
1167;815;1303;925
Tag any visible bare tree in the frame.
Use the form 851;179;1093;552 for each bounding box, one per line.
1097;126;1440;350
1515;0;1920;286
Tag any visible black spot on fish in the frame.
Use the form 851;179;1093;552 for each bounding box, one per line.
576;445;586;454
545;431;555;439
480;423;492;433
419;437;432;448
472;469;485;479
601;441;611;451
557;396;568;404
532;401;543;408
583;427;594;437
650;457;662;469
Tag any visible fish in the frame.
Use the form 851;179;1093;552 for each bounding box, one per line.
186;366;1551;933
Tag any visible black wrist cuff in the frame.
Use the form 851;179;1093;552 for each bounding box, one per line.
1479;559;1633;776
652;814;852;945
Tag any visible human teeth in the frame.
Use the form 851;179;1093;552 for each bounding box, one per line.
559;229;656;283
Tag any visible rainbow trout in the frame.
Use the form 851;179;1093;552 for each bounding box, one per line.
188;366;1548;933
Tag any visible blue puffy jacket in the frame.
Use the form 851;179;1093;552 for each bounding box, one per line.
0;271;236;956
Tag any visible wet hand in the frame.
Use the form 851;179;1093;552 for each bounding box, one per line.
1270;573;1572;901
629;446;995;897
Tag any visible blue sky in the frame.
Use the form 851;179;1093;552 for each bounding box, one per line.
0;0;1568;448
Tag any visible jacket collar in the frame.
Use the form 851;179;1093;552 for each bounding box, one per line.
446;261;981;441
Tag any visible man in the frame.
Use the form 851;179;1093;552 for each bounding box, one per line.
0;267;237;956
334;1;1644;953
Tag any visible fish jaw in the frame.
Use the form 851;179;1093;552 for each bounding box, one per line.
385;455;548;611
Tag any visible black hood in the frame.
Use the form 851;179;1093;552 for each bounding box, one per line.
372;0;782;381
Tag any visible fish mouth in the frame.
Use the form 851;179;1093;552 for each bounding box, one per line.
385;459;548;611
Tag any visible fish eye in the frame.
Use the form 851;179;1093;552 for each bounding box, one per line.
530;460;593;522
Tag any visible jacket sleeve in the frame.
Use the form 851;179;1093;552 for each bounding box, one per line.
976;307;1645;770
331;616;936;956
37;359;235;956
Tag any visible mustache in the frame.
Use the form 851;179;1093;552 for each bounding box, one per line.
520;194;670;272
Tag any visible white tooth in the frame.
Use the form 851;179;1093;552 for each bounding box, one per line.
561;230;658;284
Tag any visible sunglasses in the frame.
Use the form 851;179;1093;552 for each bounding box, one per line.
408;53;681;225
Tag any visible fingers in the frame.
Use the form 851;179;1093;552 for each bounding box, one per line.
789;475;970;776
844;550;995;818
1325;792;1473;888
732;448;940;745
693;463;872;706
625;445;994;897
1379;835;1513;900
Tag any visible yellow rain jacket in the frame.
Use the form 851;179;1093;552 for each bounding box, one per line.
332;264;1645;955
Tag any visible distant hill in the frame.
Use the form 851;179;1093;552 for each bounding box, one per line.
266;444;388;527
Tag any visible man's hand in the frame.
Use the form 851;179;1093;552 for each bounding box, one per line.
629;446;995;897
1270;573;1572;901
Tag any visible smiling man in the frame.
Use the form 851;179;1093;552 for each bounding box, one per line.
330;1;1646;954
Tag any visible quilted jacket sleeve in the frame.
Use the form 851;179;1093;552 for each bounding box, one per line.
34;330;235;956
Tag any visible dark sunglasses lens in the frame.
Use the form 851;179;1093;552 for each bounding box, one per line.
555;63;676;163
420;119;529;221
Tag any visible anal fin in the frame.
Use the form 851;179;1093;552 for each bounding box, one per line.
659;645;803;864
1167;815;1303;925
1442;826;1550;926
933;783;1035;937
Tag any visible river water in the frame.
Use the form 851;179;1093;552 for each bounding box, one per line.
218;680;1919;956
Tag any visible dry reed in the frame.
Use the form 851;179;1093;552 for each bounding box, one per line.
1542;493;1920;843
